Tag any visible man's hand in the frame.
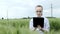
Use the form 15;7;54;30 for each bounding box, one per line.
33;27;37;31
37;25;49;34
37;25;42;30
37;25;44;32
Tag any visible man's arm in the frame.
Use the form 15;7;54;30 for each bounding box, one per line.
44;18;50;32
37;25;49;34
29;19;36;31
37;18;50;33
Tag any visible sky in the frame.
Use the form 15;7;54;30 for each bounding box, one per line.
0;0;60;19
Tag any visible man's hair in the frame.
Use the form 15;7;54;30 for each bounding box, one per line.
36;5;43;10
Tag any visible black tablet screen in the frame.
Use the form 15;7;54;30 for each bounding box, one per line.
33;17;44;28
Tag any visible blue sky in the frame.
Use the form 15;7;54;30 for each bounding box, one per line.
0;0;60;19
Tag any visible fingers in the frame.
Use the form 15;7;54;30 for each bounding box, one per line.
37;25;42;29
33;27;37;31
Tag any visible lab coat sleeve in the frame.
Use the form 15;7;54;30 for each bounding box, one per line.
29;19;35;31
44;18;50;32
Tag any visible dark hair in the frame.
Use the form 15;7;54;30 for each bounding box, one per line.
36;5;43;10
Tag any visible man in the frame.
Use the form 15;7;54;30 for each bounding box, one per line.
29;5;50;34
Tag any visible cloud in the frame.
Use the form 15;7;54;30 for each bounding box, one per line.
0;0;60;19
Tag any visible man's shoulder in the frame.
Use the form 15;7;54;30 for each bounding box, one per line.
42;16;48;20
30;18;33;21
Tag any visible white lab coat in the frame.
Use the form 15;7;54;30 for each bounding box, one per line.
29;16;50;34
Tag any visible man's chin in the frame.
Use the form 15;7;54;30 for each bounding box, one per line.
37;16;41;17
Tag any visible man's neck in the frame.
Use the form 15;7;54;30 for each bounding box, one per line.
37;16;41;17
37;15;42;17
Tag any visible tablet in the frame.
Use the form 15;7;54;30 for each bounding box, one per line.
33;17;44;28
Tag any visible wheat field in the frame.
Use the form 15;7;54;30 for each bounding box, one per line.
0;18;60;34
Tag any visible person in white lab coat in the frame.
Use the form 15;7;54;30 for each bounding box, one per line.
29;5;50;34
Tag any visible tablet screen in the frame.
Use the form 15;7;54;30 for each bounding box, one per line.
33;17;44;28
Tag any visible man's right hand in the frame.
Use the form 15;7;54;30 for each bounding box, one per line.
34;27;37;31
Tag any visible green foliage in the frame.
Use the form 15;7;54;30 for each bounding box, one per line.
0;18;60;34
49;18;60;31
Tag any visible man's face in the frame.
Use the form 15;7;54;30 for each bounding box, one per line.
35;7;43;17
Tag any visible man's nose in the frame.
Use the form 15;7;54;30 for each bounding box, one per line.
37;12;40;14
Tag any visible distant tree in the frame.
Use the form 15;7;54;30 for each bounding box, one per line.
22;17;27;19
2;17;4;20
28;16;30;19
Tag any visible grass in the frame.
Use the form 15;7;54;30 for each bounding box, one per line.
0;18;60;34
